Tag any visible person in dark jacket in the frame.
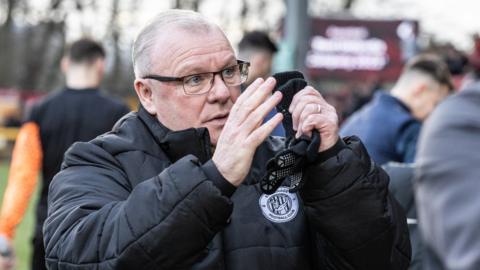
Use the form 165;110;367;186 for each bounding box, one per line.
414;79;480;269
383;162;422;270
238;30;284;137
0;38;130;270
238;30;278;86
340;54;453;165
43;10;410;270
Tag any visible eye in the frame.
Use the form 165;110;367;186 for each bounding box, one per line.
222;66;237;78
184;74;207;87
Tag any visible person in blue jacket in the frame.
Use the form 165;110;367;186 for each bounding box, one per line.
340;54;453;165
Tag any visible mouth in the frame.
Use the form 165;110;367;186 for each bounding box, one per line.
205;113;229;126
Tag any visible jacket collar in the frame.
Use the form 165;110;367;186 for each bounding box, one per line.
375;92;411;113
137;106;212;164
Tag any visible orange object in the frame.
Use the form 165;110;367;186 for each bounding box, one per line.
0;122;42;239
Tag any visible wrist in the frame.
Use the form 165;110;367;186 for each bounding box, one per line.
211;157;242;187
201;160;237;197
316;137;346;163
319;134;340;152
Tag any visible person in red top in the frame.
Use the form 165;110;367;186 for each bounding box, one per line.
0;38;130;270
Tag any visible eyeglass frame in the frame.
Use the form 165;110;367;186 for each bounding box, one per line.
142;60;250;95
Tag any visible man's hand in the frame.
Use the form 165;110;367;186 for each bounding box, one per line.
212;77;283;186
289;86;339;152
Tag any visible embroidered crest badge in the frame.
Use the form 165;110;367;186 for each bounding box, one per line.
259;187;299;223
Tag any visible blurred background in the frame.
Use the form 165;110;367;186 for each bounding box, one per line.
0;0;479;268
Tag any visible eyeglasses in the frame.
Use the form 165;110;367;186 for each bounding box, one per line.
143;60;250;95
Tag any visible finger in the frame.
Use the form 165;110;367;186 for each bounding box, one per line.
244;77;276;109
291;95;322;130
236;77;276;125
240;77;264;98
241;91;283;132
298;113;337;136
295;103;322;137
297;114;325;139
233;78;264;109
299;113;340;152
246;113;284;146
221;84;279;141
289;86;320;113
313;88;329;104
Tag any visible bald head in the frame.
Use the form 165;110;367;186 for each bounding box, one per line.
132;9;223;78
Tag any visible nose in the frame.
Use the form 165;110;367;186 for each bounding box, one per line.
207;73;232;103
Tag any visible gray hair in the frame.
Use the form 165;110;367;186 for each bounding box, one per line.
132;9;219;78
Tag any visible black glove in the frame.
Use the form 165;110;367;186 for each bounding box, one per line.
260;71;321;194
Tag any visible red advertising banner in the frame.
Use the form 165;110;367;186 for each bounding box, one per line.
306;18;418;82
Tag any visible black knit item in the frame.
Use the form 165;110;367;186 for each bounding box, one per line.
273;72;306;139
261;71;321;194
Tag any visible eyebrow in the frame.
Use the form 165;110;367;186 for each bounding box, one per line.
178;57;237;76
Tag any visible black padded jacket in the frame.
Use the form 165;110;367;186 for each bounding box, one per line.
44;107;411;269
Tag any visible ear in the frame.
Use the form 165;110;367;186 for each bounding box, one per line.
251;53;272;79
412;82;428;97
251;54;263;69
134;79;157;115
95;58;106;74
60;57;69;74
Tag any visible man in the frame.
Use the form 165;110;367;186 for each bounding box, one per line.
238;30;284;136
238;31;278;85
414;50;480;270
0;38;130;270
383;162;422;270
44;10;410;269
340;54;453;165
